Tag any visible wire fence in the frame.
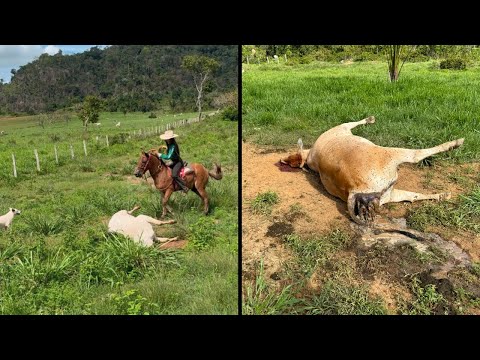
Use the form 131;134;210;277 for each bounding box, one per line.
4;112;218;178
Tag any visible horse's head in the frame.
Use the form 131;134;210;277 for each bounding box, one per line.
134;149;166;177
134;151;152;178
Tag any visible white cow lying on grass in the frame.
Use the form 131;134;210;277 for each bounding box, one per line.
0;208;21;229
108;206;177;246
94;123;101;126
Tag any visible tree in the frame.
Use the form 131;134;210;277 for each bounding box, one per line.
77;95;103;130
182;55;219;120
386;45;415;82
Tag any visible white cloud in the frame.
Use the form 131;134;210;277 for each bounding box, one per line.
0;45;44;67
44;45;60;55
0;45;108;83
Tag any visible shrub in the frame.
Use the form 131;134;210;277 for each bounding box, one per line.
50;134;61;142
299;55;315;64
223;107;238;121
440;58;466;70
212;91;237;109
110;133;128;145
110;289;151;315
148;112;157;119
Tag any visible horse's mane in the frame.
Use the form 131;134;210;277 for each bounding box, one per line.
147;149;164;165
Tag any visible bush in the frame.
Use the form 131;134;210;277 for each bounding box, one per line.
223;107;238;121
110;133;128;145
148;112;157;119
299;55;315;64
212;91;237;109
49;134;61;142
440;58;466;70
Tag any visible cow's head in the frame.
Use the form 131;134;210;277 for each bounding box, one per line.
280;153;303;168
280;138;307;168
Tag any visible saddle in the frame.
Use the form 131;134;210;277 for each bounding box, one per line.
167;161;193;184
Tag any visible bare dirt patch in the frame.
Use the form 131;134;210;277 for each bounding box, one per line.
368;277;409;314
159;240;188;249
125;174;156;188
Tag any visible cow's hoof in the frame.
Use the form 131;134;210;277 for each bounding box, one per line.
366;116;375;124
439;192;452;201
353;192;381;224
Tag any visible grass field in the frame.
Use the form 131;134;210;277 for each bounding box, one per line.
243;61;480;162
0;111;238;314
242;61;480;315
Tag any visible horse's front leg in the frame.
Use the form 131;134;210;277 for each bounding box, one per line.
161;188;174;218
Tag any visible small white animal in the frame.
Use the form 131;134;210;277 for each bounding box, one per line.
108;206;177;246
0;131;5;135
115;122;121;127
0;208;21;229
94;123;101;126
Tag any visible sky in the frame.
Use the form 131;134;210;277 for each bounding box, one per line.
0;45;107;83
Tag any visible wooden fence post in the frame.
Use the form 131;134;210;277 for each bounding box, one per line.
83;140;87;156
54;145;59;164
12;154;17;178
70;144;75;159
106;135;109;147
34;149;40;172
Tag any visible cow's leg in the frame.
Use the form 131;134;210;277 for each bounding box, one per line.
342;116;375;131
380;188;451;205
155;236;178;243
136;215;176;226
347;191;381;225
127;205;141;215
395;138;464;164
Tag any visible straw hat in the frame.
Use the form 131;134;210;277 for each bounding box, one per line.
160;130;179;140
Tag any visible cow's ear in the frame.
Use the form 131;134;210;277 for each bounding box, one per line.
144;151;150;158
297;138;304;152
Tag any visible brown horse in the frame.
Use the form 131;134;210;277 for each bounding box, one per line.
134;150;223;217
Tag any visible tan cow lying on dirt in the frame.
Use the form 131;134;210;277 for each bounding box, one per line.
108;206;178;246
281;116;464;225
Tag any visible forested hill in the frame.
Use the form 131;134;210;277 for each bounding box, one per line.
0;45;238;115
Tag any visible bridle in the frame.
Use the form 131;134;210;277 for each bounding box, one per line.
137;153;152;177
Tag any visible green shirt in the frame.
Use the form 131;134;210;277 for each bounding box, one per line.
159;143;180;162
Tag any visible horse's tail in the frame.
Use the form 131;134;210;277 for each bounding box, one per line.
208;163;223;180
